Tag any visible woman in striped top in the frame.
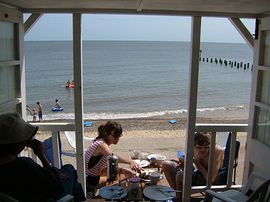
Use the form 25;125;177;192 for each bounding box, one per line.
85;121;142;198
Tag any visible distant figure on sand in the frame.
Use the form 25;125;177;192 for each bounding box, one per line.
36;102;43;121
84;121;143;198
26;105;32;116
54;99;61;108
32;108;37;122
162;132;224;201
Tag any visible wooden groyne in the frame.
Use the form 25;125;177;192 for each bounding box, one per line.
199;57;253;71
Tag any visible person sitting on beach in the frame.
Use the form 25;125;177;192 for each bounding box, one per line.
0;112;86;202
54;99;61;108
85;121;143;198
162;132;224;201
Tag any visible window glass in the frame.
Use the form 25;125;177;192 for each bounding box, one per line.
0;21;15;61
260;70;270;105
264;31;270;66
0;66;17;103
255;107;270;146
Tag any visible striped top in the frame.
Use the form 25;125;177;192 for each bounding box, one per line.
85;139;108;177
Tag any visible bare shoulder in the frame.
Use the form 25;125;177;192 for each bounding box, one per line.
214;145;224;159
98;142;112;155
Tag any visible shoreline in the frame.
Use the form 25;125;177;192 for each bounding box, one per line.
34;107;249;132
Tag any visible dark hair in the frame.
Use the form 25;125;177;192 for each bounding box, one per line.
95;121;122;141
194;132;210;146
55;99;58;102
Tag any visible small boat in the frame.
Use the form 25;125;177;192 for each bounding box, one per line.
51;107;64;112
66;84;74;89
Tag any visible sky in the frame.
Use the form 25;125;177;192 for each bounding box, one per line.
24;14;255;43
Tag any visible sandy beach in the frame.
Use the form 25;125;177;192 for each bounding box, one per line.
33;108;249;185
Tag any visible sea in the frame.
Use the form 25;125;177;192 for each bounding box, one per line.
24;41;253;121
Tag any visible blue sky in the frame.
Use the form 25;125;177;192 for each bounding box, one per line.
24;14;255;43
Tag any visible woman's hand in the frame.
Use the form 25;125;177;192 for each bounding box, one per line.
130;160;144;173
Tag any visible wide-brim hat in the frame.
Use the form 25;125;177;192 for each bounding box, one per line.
0;112;38;144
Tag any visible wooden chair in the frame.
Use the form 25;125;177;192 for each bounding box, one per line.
205;171;270;201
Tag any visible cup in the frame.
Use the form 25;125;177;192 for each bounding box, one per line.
149;172;162;185
133;150;140;159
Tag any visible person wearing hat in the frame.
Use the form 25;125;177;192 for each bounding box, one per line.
0;112;85;202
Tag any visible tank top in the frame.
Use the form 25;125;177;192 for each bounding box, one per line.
85;139;108;177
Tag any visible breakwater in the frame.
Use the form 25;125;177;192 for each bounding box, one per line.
200;57;253;70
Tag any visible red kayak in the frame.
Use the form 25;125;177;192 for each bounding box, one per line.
66;84;74;89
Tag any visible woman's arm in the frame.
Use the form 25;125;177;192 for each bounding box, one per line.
117;155;143;172
98;143;143;172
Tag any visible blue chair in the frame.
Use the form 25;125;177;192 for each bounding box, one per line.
43;134;63;167
218;132;240;184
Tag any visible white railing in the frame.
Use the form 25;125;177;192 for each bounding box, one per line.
30;122;75;168
191;123;248;194
29;122;248;196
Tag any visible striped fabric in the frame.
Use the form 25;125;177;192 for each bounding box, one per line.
85;139;108;177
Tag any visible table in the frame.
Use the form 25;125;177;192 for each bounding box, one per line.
95;167;172;201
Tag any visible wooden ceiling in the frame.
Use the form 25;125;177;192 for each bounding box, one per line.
1;0;270;18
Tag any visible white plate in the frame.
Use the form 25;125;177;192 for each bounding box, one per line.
147;154;166;161
143;185;176;200
99;185;127;200
134;159;150;168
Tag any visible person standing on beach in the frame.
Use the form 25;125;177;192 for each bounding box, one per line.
85;121;143;198
36;101;43;121
162;132;223;201
26;105;32;116
32;108;37;122
0;112;86;202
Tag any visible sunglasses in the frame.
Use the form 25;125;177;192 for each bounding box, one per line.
195;145;210;150
112;133;122;138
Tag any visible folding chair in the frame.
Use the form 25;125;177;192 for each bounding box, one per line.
62;131;94;157
206;171;270;201
218;132;240;185
43;134;63;167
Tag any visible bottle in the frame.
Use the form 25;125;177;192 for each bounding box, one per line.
107;153;118;182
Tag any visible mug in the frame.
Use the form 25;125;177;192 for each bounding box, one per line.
149;172;162;185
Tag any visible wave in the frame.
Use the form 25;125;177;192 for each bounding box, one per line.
26;104;248;121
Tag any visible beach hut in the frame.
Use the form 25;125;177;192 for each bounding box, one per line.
0;1;270;201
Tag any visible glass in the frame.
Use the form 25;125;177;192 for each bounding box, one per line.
0;21;15;61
